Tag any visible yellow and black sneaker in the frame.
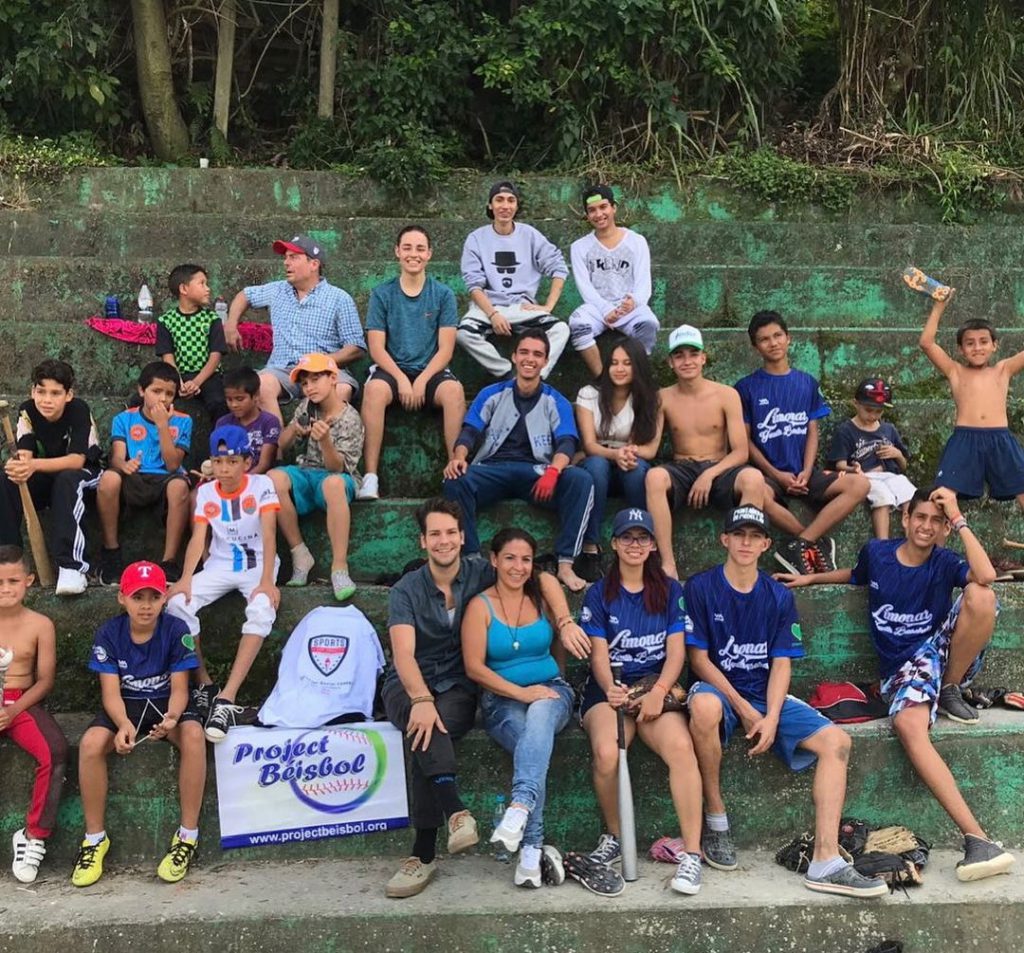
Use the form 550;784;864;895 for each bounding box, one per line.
157;832;198;883
71;835;110;887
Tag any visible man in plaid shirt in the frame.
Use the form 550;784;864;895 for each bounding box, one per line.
224;234;366;426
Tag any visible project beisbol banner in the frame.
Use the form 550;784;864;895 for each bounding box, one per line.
214;722;409;849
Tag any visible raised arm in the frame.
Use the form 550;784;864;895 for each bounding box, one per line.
919;294;958;377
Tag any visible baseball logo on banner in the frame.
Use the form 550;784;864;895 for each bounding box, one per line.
214;722;408;849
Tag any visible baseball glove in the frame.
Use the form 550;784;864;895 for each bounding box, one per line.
623;674;687;714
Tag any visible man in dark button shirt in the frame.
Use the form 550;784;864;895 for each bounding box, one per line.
382;497;585;898
442;330;594;592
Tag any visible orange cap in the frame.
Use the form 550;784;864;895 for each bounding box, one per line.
289;353;339;383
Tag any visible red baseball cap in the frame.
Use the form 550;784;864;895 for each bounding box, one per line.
272;234;324;264
120;561;167;596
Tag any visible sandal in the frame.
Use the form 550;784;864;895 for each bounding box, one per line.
649;836;686;864
564;851;625;896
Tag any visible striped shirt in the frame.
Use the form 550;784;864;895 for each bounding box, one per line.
243;279;366;370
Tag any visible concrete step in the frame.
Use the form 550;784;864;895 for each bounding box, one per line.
6;256;1024;328
9;209;1024;271
4;710;1023;873
23;582;1024;714
3;851;1020;953
7;321;1024;401
57;167;1024;225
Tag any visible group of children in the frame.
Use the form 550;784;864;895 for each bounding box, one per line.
2;182;1023;894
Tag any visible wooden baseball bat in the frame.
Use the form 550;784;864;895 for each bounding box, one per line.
610;661;638;882
0;402;54;587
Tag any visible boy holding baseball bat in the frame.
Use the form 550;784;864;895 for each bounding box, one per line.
0;544;67;883
73;560;205;887
684;505;887;898
0;359;103;595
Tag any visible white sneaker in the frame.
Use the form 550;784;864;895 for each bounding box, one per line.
12;828;46;883
356;473;380;501
55;567;87;596
490;805;528;854
514;845;542;888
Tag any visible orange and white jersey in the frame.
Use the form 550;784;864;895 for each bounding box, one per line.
195;474;279;573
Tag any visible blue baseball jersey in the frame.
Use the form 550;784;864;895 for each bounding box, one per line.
735;368;830;474
827;419;907;473
111;407;192;475
683;565;804;703
89;613;198;700
579;578;687;683
850;539;969;678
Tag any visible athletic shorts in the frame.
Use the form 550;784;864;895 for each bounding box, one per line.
366;365;458;406
120;472;189;509
687;681;832;771
577;673;666;720
765;468;839;508
89;695;201;734
864;470;917;509
662;459;752;510
277;465;356;515
881;593;993;724
261;365;360;402
935;427;1024;500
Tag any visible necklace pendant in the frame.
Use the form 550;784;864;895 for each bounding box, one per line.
512;640;520;651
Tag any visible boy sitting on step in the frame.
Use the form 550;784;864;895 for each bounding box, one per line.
155;263;228;424
919;289;1024;509
166;425;280;744
74;561;206;887
0;545;67;884
269;353;364;602
780;487;1015;883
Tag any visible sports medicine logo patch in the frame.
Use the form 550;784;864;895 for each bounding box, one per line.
308;635;349;676
129;424;147;441
242;495;257;514
203;501;220;519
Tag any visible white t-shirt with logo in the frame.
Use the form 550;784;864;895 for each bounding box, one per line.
258;606;385;727
195;474;279;574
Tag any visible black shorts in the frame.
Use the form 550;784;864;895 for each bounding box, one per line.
765;468;839;508
89;695;201;734
366;365;459;407
663;460;752;510
120;471;189;509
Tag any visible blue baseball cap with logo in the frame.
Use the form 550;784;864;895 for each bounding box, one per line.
723;505;768;534
611;508;655;537
209;424;249;458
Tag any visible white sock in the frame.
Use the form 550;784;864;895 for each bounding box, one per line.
291;543;314;568
178;826;199;843
705;812;729;832
807;855;847;879
85;831;107;846
519;845;541;870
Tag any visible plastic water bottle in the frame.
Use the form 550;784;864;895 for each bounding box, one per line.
215;295;227;321
137;283;153;322
492;794;510;863
103;295;121;319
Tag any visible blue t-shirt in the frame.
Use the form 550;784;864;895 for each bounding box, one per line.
849;539;970;679
580;579;687;683
683;565;804;703
735;368;830;474
111;407;192;475
826;419;907;474
89;613;199;700
365;276;458;372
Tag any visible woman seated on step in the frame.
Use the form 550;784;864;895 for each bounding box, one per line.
573;337;663;582
461;527;575;889
577;508;704;895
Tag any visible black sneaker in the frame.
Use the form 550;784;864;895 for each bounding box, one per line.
588;832;622;867
701;825;738;871
812;536;837;572
938;684;980;724
159;560;182;583
191;682;220;721
573;551;604;583
774;538;815;576
94;547;124;587
956;834;1014;882
205;697;244;743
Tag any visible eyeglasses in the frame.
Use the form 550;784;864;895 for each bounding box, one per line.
618;533;653;547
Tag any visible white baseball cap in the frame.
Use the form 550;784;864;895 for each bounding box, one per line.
668;324;704;353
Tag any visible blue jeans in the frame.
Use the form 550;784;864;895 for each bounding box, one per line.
480;679;574;848
580;455;650;546
443;461;594;560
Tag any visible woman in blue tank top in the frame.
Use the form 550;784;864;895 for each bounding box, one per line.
462;527;574;889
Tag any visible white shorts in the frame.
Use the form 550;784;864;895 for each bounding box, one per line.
165;560;280;638
865;471;917;509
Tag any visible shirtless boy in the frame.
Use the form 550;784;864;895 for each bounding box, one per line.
920;291;1024;507
645;325;764;580
0;545;67;883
